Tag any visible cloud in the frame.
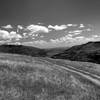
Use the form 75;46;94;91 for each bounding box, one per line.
67;24;77;27
68;30;83;34
79;24;85;28
2;25;13;29
48;25;67;31
22;34;100;48
0;30;10;39
0;30;22;40
49;34;100;47
26;24;49;33
85;28;91;31
89;35;100;41
9;31;22;40
50;34;73;43
68;30;83;36
68;28;91;36
17;25;23;30
37;22;44;25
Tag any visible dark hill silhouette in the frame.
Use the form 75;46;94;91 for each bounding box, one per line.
0;44;47;57
1;41;100;64
51;41;100;64
0;44;69;57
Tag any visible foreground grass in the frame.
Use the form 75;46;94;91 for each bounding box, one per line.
0;53;100;100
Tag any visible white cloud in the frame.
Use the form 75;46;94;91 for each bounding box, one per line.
2;25;13;29
85;28;91;31
22;34;100;48
67;34;73;37
68;30;83;36
50;38;61;43
79;24;85;28
67;24;77;27
74;36;85;39
74;32;81;35
26;24;49;33
92;35;99;38
17;25;23;30
89;35;100;41
69;30;83;34
0;30;10;39
37;22;44;25
9;31;22;40
0;30;22;40
23;33;27;36
49;34;100;47
48;25;67;31
50;34;73;43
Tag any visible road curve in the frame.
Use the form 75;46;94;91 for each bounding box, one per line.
43;58;100;87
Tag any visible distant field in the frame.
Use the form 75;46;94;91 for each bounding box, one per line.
0;53;100;100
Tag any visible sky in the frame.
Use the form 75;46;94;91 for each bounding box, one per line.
0;0;100;48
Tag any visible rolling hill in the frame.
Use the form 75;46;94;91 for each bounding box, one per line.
0;44;47;57
0;44;69;57
0;41;100;64
51;41;100;64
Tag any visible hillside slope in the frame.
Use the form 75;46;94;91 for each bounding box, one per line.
0;53;100;100
52;41;100;64
0;44;47;57
1;41;100;64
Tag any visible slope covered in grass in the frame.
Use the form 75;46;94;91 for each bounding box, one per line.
0;53;100;100
52;41;100;64
1;41;100;64
0;44;47;57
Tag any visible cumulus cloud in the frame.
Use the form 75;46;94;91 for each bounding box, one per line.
2;25;13;29
17;25;23;30
9;31;22;40
0;30;10;39
67;24;77;27
48;25;67;31
79;24;85;28
0;30;22;40
26;24;49;33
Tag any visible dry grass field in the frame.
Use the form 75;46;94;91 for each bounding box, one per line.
0;53;100;100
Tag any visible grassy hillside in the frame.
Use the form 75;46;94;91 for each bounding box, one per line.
0;44;47;57
0;53;100;100
1;42;100;64
52;41;100;64
0;44;69;57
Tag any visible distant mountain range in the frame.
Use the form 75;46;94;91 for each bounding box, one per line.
0;41;100;64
